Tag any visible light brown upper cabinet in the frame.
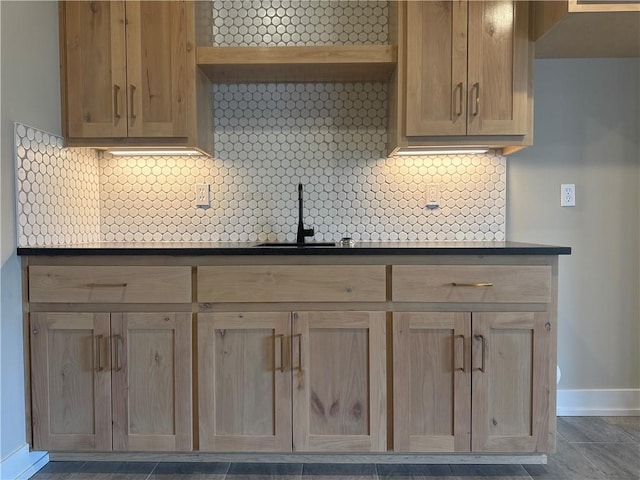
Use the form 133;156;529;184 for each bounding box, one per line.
407;0;530;137
59;1;213;153
388;1;533;154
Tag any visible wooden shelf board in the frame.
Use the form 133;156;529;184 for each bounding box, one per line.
197;45;397;83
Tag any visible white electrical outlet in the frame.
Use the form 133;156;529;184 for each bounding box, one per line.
561;184;575;207
195;184;210;208
426;183;440;210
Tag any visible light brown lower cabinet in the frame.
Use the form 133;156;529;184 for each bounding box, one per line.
198;311;387;452
394;311;549;453
25;256;559;457
30;312;192;452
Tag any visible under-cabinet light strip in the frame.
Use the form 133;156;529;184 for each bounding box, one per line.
108;149;203;156
396;147;489;156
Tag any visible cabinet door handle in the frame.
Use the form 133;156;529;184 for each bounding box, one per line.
114;84;121;120
473;334;486;372
274;334;285;373
130;84;137;119
113;334;123;372
454;334;466;372
94;334;104;372
454;82;464;117
451;282;493;287
472;82;480;116
293;333;302;371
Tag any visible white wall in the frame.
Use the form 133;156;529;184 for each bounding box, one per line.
508;58;640;413
1;1;59;476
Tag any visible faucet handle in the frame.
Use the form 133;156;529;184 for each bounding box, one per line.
303;228;314;238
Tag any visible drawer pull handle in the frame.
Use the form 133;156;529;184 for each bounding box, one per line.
293;333;302;371
86;283;128;288
94;335;104;372
113;334;123;372
274;334;285;373
454;334;466;372
451;282;493;287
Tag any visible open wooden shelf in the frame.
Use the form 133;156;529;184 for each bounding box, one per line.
196;45;397;83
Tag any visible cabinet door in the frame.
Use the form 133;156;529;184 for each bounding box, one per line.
405;1;467;136
111;313;192;451
198;312;293;452
467;1;530;135
293;311;386;452
31;313;112;451
394;312;471;452
471;312;549;452
63;1;127;138
124;1;188;138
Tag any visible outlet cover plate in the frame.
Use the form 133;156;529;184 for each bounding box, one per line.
426;183;440;209
195;184;210;208
561;184;575;207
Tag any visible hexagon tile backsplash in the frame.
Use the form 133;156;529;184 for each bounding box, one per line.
211;0;388;47
14;123;100;247
15;82;505;247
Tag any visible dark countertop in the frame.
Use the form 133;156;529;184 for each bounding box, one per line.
17;241;571;256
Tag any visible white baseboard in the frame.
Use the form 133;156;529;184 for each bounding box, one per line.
0;444;48;480
557;388;640;416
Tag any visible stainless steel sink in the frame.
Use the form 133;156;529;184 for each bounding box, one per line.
255;242;336;247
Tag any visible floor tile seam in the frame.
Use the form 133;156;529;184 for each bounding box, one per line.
525;462;612;480
572;442;607;479
521;463;582;480
221;460;234;480
224;462;302;479
143;462;160;480
569;442;630;479
568;441;640;444
373;462;457;476
559;418;639;444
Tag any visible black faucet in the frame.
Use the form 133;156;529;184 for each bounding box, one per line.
296;183;314;244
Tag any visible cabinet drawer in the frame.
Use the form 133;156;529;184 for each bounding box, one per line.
198;265;386;303
392;265;551;303
29;266;192;303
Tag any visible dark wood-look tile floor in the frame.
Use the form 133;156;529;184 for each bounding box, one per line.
29;417;639;480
